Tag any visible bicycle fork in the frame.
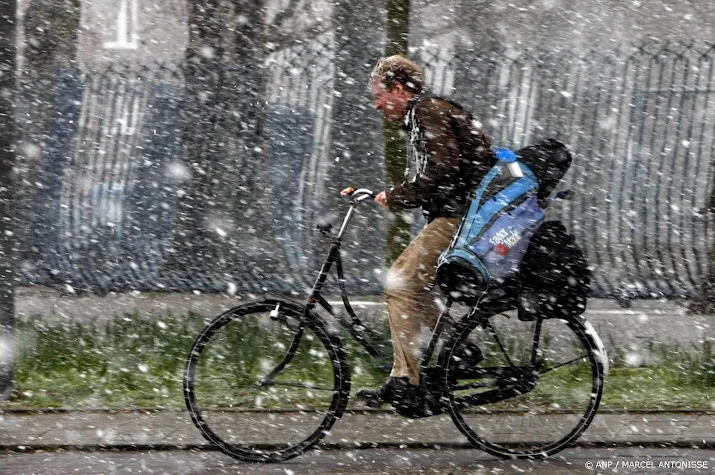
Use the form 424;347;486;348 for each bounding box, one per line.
256;303;306;387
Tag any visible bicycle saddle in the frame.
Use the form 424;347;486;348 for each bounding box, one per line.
316;222;333;234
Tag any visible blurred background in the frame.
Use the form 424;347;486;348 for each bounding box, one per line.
11;0;715;299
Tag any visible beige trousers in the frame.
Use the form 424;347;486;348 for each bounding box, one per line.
385;217;460;385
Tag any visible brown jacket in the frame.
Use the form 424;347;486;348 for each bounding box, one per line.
386;95;495;221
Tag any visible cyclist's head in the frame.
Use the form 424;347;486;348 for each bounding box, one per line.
370;55;424;94
369;55;423;122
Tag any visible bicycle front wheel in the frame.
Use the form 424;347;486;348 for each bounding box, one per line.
440;311;606;459
183;298;350;462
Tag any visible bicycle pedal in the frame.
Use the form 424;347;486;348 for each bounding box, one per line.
354;389;384;408
354;394;383;408
364;397;383;409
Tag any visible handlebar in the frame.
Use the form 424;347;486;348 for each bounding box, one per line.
340;187;376;203
316;187;378;236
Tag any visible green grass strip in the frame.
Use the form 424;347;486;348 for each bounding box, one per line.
3;314;713;410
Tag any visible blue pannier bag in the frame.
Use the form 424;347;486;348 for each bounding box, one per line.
436;148;545;302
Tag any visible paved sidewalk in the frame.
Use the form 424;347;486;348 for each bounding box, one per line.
14;287;715;358
1;409;713;451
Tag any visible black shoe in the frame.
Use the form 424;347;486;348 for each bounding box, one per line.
356;377;420;407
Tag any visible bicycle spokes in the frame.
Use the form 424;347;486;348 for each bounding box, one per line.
184;300;349;462
445;313;604;458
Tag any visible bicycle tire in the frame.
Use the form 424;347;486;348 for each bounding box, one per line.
183;298;350;462
439;311;606;459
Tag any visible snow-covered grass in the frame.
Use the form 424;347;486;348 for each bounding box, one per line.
6;313;387;409
9;314;202;408
2;314;712;410
601;339;715;410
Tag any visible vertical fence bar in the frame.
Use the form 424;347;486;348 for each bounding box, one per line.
695;47;715;281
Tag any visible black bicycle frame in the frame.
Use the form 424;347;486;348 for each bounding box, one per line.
278;198;546;399
301;203;394;370
297;200;468;383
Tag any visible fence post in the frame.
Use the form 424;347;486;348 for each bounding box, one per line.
0;0;17;401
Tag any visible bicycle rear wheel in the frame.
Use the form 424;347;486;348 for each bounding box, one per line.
183;298;350;462
440;311;606;459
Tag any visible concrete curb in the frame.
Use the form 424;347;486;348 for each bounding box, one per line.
3;440;715;453
2;409;713;453
2;407;713;414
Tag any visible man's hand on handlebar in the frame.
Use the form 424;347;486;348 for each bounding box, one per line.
340;187;385;206
374;191;388;209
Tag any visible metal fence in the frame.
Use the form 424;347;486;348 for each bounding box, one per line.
416;41;715;298
20;40;715;298
25;34;351;294
28;64;184;292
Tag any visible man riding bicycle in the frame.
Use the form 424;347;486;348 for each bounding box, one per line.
358;55;496;406
184;55;599;464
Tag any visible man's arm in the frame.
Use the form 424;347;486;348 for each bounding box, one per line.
385;100;462;211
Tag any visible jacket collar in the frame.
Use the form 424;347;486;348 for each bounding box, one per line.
402;94;421;130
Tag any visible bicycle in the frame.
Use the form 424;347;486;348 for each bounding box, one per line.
183;187;608;463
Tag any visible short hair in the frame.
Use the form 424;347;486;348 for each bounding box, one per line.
370;55;424;94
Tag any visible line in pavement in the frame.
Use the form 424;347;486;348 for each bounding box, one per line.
3;440;715;453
